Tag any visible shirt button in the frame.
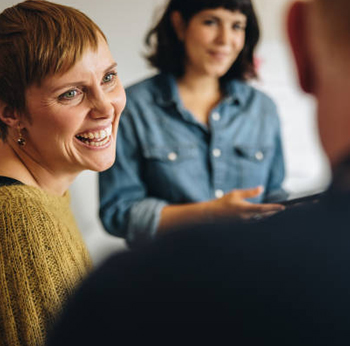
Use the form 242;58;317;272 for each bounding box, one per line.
168;152;178;161
212;112;221;121
212;149;221;158
215;189;224;198
255;151;264;161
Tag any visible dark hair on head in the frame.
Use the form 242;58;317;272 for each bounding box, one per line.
145;0;260;83
0;0;106;141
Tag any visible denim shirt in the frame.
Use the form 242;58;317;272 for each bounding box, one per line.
99;73;287;248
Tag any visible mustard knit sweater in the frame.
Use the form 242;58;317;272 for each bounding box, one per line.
0;184;92;346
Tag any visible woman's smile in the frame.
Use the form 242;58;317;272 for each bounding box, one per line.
207;49;231;62
75;124;112;148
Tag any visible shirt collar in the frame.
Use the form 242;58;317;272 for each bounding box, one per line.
223;79;250;106
155;73;181;107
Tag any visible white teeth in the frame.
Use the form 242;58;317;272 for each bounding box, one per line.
80;135;111;147
77;126;112;141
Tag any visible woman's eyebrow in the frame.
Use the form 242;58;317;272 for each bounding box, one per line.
50;81;85;93
202;14;219;20
48;62;118;93
104;62;118;73
201;14;247;25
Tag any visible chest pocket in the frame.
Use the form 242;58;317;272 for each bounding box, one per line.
233;145;273;189
143;145;198;163
234;146;270;162
142;144;202;201
142;144;199;183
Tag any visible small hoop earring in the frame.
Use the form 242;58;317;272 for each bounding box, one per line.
17;125;26;146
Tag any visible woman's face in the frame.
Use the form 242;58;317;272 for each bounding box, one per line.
22;38;126;175
180;8;247;78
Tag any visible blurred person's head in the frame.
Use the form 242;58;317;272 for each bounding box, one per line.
0;0;126;176
145;0;260;84
288;0;350;167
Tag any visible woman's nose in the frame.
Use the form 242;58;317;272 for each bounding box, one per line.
216;26;230;45
89;92;115;119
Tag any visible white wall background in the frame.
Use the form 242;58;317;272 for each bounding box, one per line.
0;0;331;265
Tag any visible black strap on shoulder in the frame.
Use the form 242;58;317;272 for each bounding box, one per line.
0;176;23;187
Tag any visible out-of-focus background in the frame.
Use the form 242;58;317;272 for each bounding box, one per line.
0;0;331;265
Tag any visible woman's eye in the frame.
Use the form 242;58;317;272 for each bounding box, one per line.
58;89;80;101
203;19;216;26
233;23;246;31
102;72;117;84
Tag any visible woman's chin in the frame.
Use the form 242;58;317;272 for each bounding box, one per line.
97;159;116;172
76;150;116;173
89;155;116;172
203;67;231;79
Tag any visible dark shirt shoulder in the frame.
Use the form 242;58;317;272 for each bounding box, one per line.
0;176;23;187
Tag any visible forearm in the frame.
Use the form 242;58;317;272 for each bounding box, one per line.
158;200;214;232
158;187;285;233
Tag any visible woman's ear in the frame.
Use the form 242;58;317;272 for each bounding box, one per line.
170;11;186;41
287;1;315;94
0;102;20;128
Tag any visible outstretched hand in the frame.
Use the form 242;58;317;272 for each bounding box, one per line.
207;186;285;221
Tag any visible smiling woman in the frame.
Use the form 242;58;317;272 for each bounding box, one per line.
22;42;124;182
99;0;287;249
0;1;125;345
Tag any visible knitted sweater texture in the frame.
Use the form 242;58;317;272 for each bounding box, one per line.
0;185;92;346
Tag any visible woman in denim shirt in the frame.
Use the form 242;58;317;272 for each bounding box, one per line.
99;0;287;248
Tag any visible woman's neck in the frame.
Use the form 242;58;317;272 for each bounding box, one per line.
0;141;76;196
177;69;221;96
177;71;223;124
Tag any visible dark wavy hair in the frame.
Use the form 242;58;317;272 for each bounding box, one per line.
145;0;260;83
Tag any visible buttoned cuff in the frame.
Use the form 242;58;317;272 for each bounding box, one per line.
126;198;168;249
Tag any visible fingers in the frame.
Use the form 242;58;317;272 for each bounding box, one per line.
215;187;285;221
240;206;284;222
250;210;282;221
240;203;285;213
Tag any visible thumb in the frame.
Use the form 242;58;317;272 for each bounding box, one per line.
234;186;264;200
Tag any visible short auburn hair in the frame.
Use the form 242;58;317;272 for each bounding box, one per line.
145;0;260;84
0;0;106;141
